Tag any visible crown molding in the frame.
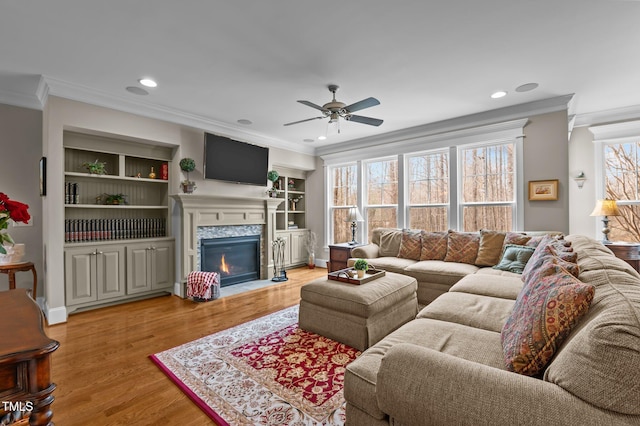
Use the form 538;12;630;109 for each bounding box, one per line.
588;118;640;142
574;103;640;128
316;94;574;157
43;76;315;156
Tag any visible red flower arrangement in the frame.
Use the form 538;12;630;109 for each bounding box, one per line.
0;192;31;254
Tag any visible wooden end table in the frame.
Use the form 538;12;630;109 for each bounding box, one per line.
605;242;640;273
0;289;59;425
0;262;37;299
328;242;365;272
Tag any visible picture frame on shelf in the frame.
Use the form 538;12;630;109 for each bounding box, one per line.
528;179;558;201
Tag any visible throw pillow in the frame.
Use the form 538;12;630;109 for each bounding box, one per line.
493;244;536;274
444;230;480;265
475;229;507;266
398;229;422;260
501;268;595;376
379;230;403;257
420;231;448;261
503;232;531;248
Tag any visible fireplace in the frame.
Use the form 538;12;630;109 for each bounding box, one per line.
201;235;261;286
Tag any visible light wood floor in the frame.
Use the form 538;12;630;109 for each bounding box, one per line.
44;266;326;425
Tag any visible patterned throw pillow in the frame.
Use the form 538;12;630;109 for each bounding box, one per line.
397;229;422;260
475;229;507;266
501;267;595;376
521;238;579;283
444;231;480;265
503;232;531;248
493;244;536;274
420;231;448;261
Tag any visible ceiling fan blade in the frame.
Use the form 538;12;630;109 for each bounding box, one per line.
344;97;380;113
297;100;328;112
347;115;383;126
283;116;325;126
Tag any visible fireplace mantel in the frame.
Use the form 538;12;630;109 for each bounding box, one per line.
171;194;284;289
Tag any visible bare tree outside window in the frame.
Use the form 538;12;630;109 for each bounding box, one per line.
331;164;357;243
366;159;398;241
408;151;449;231
461;143;515;231
604;142;640;242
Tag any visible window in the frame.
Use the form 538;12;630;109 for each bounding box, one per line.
364;158;398;241
407;151;449;231
460;143;515;231
604;141;640;242
330;164;357;244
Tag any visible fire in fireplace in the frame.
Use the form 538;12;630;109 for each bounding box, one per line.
200;235;260;286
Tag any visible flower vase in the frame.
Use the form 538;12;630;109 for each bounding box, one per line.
308;252;315;269
0;243;25;265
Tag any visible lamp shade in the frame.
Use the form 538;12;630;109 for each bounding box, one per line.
346;206;364;222
590;199;621;217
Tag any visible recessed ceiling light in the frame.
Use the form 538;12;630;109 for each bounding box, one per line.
126;86;149;96
515;82;539;93
491;91;507;99
139;78;157;88
318;136;327;140
237;119;252;125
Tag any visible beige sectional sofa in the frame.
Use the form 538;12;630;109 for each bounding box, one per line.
344;234;640;425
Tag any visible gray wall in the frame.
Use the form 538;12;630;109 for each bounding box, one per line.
522;110;569;233
0;104;43;296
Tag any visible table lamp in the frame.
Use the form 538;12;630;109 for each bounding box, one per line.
590;198;620;243
346;206;364;245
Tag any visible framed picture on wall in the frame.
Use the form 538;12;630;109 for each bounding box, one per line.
528;179;558;201
39;156;47;196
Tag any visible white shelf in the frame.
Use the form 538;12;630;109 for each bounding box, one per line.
65;172;168;184
65;204;168;209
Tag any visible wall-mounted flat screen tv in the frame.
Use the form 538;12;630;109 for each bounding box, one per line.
204;133;269;186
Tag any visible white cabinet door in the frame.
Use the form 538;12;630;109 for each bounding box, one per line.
290;230;307;265
65;248;97;306
126;243;152;294
96;246;125;300
151;241;174;290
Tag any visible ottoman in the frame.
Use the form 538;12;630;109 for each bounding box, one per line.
299;272;418;351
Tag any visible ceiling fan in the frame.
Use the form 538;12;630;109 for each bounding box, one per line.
284;84;383;132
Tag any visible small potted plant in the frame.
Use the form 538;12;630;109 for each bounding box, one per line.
179;158;197;194
82;159;107;175
353;258;369;279
266;170;279;198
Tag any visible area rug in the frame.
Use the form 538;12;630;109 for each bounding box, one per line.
149;306;360;425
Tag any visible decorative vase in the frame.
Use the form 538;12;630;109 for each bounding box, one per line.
0;243;25;265
148;167;156;179
357;269;365;279
308;252;315;269
181;181;196;194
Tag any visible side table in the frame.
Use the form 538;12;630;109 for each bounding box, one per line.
0;262;37;299
328;242;365;272
605;242;640;273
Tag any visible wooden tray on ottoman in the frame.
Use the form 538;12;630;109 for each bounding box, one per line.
327;267;386;285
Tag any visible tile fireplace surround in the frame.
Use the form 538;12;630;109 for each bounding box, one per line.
171;194;283;297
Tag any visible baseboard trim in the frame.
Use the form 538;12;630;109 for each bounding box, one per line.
45;303;68;325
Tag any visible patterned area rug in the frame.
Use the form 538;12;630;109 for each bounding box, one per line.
150;306;360;425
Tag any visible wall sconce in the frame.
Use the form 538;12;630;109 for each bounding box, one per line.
573;171;586;189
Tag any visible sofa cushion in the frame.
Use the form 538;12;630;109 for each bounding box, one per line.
419;231;448;261
449;274;523;300
503;231;531;248
398;229;422;260
475;229;506;266
345;317;505;419
545;234;640;415
418;292;515;333
444;231;480;265
493;244;535;274
379;229;402;257
363;257;417;275
501;265;595;376
404;260;479;286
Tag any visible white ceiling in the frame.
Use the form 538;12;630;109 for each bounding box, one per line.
1;0;639;154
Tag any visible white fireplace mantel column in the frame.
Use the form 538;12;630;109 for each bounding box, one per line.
171;194;284;291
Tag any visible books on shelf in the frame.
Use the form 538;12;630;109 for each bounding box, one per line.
65;182;80;204
64;218;166;243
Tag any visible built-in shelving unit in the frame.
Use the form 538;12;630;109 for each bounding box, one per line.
63;131;176;313
273;169;308;267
